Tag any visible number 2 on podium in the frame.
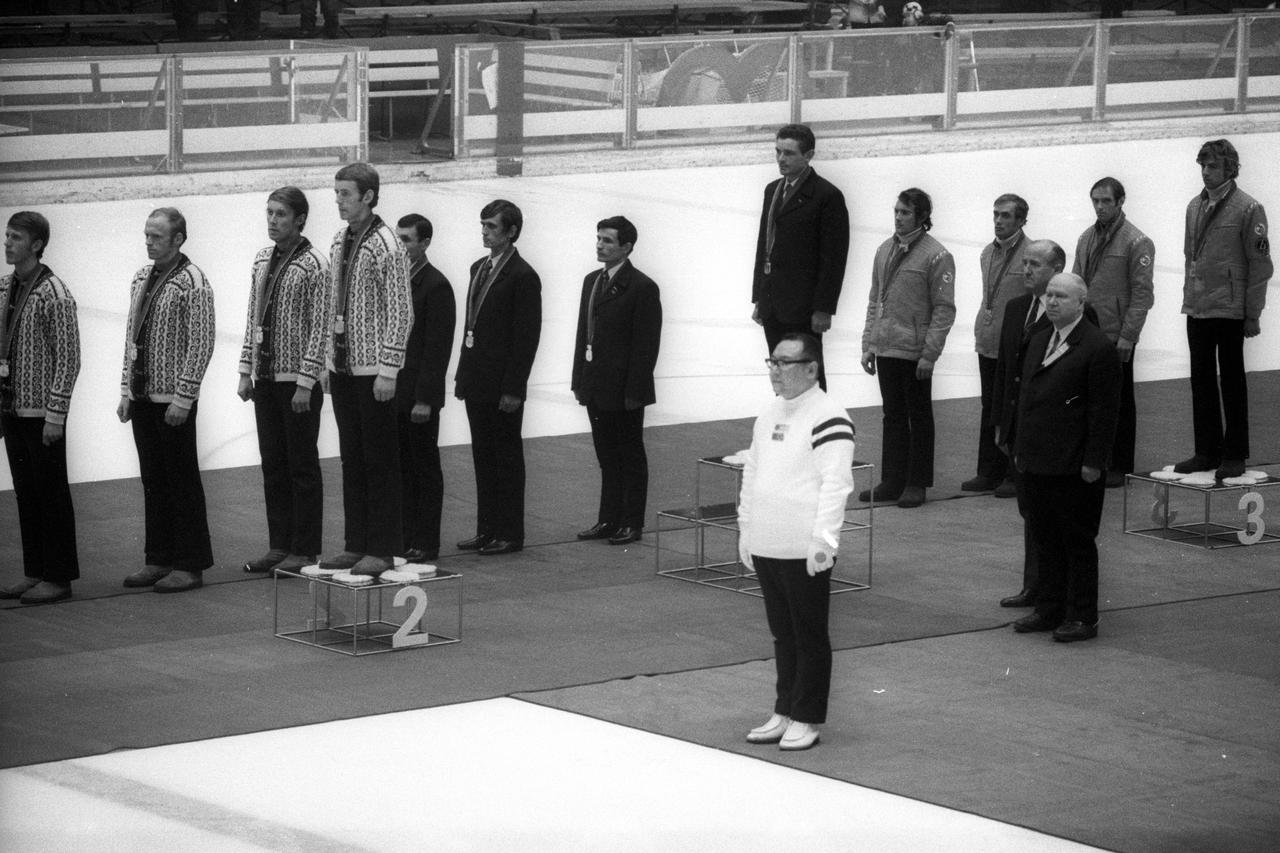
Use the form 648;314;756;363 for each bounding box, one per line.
392;585;430;648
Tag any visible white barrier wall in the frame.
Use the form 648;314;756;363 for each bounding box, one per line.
2;131;1277;488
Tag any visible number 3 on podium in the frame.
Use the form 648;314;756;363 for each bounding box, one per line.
1238;491;1266;546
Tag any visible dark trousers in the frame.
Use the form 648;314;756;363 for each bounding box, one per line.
1023;471;1105;625
253;380;323;556
330;373;402;558
1112;353;1136;474
976;355;1009;481
876;355;934;489
587;402;648;529
1186;317;1249;461
299;0;341;34
3;415;79;583
398;407;443;554
763;317;826;390
130;399;213;572
1012;466;1039;594
754;555;832;724
464;397;526;543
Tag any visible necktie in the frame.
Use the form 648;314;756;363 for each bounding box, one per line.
1043;330;1060;365
1024;298;1040;333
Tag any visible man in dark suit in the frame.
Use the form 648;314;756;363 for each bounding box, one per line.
752;123;850;390
1010;273;1120;643
572;216;663;546
454;199;542;556
992;239;1065;607
395;214;455;563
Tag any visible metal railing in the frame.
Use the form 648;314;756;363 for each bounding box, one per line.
0;42;365;180
452;11;1280;157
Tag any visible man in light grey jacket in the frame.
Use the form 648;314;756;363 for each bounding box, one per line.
859;188;955;508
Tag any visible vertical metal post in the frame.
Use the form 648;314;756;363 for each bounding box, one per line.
287;54;298;125
167;55;183;173
1235;17;1250;113
788;33;801;124
621;40;636;149
1093;21;1109;122
942;29;957;130
453;45;469;160
355;47;368;162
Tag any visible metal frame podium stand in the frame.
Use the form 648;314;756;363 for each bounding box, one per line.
274;568;463;656
655;455;874;597
1123;466;1279;549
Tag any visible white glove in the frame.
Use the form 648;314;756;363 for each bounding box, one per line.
806;534;838;577
738;533;753;571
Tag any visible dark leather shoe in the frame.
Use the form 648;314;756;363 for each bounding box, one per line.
858;483;902;503
1173;454;1218;474
154;570;202;593
400;548;437;563
576;522;618;541
897;486;926;508
124;565;172;588
272;554;316;575
457;534;492;551
1000;588;1036;608
1052;620;1098;643
960;475;997;492
243;549;288;573
1215;459;1246;479
993;478;1018;499
350;555;393;576
318;551;362;571
1104;471;1125;488
0;577;41;599
1013;612;1060;633
478;539;522;555
608;526;642;545
19;582;72;605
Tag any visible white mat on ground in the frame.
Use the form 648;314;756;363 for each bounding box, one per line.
0;697;1103;852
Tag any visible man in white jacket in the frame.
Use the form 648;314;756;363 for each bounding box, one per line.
738;333;855;751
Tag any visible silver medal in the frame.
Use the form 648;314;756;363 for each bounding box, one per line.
585;345;593;362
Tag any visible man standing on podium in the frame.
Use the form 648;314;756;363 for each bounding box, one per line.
319;163;413;578
572;216;662;547
751;123;850;391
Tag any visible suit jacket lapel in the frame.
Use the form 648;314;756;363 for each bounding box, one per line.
775;170;816;218
594;260;631;309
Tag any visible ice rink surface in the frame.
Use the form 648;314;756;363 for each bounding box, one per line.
1;132;1277;489
0;698;1106;853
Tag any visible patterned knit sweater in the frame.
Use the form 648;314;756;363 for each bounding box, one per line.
0;267;80;424
327;219;412;377
119;255;216;408
237;240;332;388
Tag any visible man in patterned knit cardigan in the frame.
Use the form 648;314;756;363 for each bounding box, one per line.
117;208;216;594
237;187;332;576
1;212;81;605
319;163;413;577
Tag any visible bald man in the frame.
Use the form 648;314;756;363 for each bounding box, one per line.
1010;273;1120;643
